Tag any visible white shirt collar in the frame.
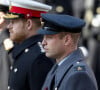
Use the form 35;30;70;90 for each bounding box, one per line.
58;55;70;66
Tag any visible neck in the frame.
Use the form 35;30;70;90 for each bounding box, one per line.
56;48;77;63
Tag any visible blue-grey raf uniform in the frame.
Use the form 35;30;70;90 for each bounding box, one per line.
38;14;98;90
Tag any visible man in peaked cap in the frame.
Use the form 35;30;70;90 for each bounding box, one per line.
0;0;14;90
38;14;98;90
4;0;54;90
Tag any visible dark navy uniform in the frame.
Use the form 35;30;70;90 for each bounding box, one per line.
8;35;54;90
4;0;53;90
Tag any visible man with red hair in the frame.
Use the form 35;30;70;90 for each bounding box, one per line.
4;0;54;90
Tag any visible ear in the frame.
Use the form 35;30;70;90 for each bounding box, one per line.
26;19;33;30
64;34;72;46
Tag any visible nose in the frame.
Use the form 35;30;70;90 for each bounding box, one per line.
42;37;47;47
7;20;12;29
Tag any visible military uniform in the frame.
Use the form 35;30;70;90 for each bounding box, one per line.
4;0;53;90
8;35;54;90
38;14;98;90
42;48;98;90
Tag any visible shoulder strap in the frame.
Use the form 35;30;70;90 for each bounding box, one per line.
55;59;83;90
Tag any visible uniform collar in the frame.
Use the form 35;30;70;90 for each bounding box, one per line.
58;54;71;66
55;48;85;87
12;35;43;59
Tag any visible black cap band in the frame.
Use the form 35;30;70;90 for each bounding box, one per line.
43;21;82;33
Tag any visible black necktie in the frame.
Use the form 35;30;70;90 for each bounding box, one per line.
51;64;58;74
51;64;58;90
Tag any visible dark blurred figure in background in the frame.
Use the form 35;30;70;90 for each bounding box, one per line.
44;0;73;15
0;0;14;90
72;0;85;18
87;0;100;89
44;0;86;19
79;0;100;89
88;26;100;90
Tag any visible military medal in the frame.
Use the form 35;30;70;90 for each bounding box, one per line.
3;38;14;51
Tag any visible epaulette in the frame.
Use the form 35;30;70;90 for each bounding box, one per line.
74;61;86;71
37;42;45;53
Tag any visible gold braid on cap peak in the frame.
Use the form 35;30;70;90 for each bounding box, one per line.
3;1;19;19
4;13;19;19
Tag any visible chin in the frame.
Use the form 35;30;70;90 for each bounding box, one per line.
46;53;54;58
10;37;17;43
10;37;14;41
46;53;51;58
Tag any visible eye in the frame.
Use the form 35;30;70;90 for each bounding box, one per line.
46;35;54;39
44;35;55;41
49;34;55;37
10;20;16;24
9;20;13;24
6;20;10;24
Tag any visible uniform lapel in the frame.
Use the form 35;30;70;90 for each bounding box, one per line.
42;64;58;90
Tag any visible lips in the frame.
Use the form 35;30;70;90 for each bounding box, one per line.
43;47;48;52
9;29;13;33
9;30;14;38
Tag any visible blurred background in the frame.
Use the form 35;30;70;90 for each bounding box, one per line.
1;0;100;89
